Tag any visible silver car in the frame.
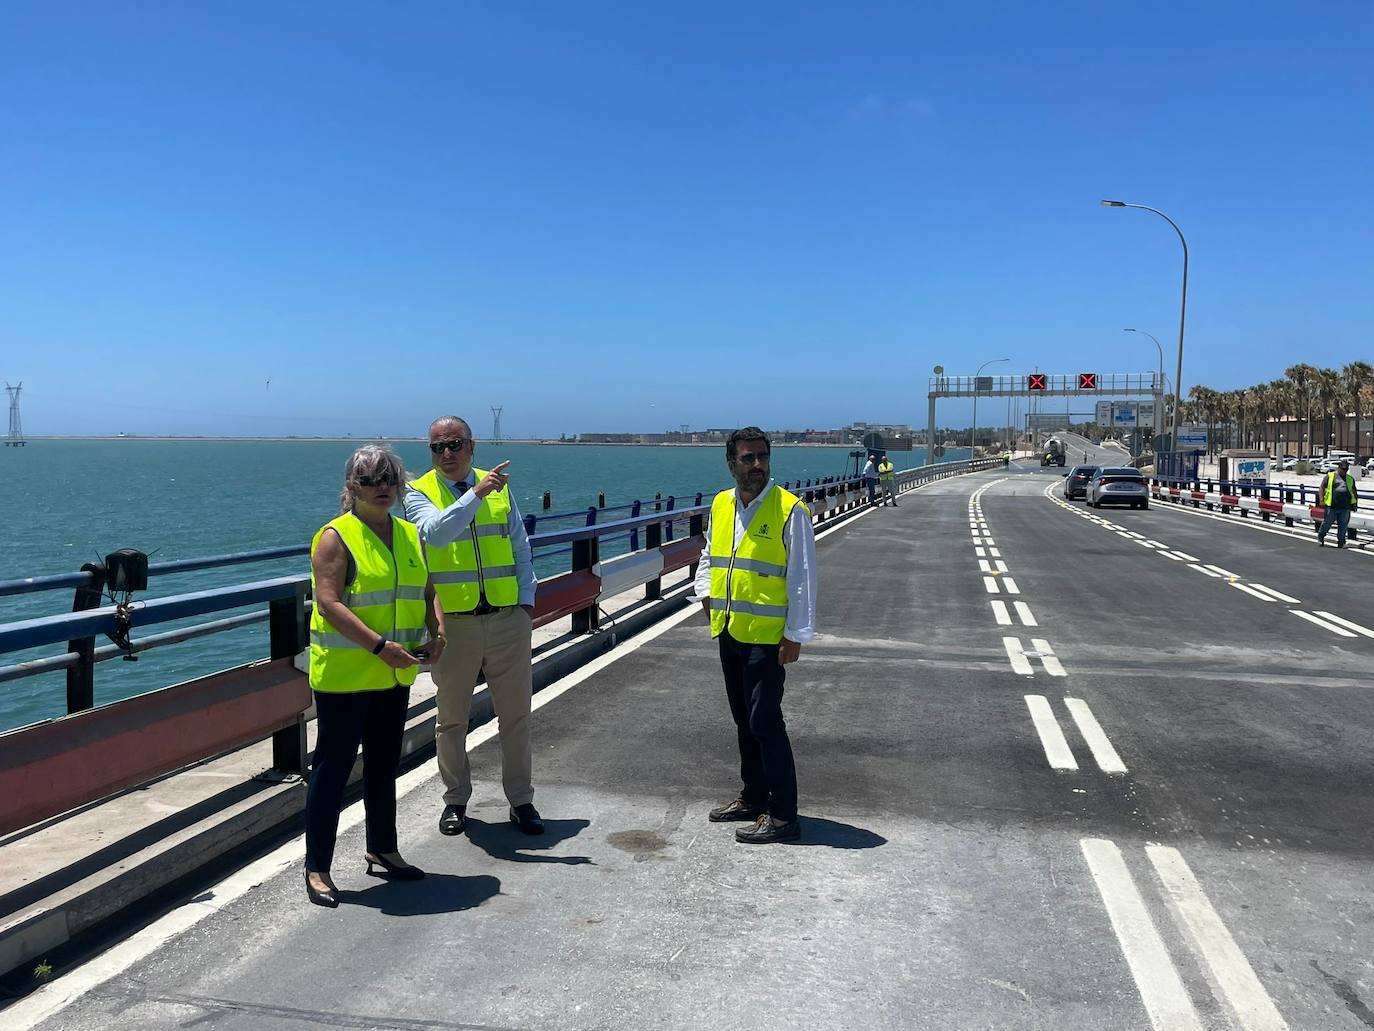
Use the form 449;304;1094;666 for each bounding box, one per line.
1087;467;1149;509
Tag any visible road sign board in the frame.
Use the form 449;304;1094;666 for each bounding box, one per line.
1028;373;1047;391
1095;401;1113;427
1078;372;1098;390
1176;431;1208;450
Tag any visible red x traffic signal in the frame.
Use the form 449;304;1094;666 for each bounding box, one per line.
1078;372;1098;390
1028;373;1047;391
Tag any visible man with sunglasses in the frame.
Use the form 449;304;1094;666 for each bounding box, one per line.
692;427;817;844
404;416;543;836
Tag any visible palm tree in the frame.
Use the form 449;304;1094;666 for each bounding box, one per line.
1343;361;1374;460
1314;368;1345;457
1285;363;1320;456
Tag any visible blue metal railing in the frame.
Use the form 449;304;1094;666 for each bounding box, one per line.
0;459;994;716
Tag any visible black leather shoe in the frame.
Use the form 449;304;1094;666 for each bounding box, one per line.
439;804;466;836
365;852;425;880
708;799;764;823
304;870;339;908
510;803;544;835
735;814;801;844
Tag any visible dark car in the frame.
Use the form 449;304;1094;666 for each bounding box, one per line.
1087;467;1150;509
1062;465;1099;500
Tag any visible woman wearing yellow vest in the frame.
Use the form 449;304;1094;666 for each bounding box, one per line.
305;445;446;908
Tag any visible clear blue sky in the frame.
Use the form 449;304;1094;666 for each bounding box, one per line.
2;2;1370;437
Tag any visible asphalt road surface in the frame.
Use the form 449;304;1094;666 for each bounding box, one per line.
12;466;1374;1030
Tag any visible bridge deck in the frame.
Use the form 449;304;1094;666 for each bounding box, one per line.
12;454;1374;1030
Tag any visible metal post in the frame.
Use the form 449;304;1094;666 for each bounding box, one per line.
926;394;937;467
629;500;641;551
644;515;662;601
571;507;600;634
65;562;106;714
269;581;308;775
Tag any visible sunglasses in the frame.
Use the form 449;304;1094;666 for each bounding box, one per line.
429;439;472;454
355;474;398;487
732;452;770;467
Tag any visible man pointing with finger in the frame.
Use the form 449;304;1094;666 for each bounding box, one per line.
692;427;817;844
405;415;544;836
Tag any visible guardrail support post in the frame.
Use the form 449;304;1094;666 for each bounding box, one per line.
644;517;663;600
65;562;105;714
269;582;308;776
571;507;600;634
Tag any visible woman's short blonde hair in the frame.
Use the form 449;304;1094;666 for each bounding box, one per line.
339;444;408;514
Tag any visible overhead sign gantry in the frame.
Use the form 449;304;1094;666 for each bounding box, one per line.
925;371;1163;464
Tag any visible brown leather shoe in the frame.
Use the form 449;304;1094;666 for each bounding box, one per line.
735;814;801;844
709;799;765;823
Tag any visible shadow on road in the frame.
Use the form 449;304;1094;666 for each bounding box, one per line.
790;817;887;849
463;816;594;866
344;872;501;916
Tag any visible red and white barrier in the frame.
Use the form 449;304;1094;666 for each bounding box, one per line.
1149;480;1373;535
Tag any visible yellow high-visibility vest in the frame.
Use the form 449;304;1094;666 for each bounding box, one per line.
1322;472;1358;508
879;460;895;482
309;513;428;693
407;468;520;612
708;484;807;645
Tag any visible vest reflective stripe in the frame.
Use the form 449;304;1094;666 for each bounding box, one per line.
1322;473;1357;507
407;469;520;611
708;597;788;618
729;557;788;578
708;485;807;645
309;514;429;694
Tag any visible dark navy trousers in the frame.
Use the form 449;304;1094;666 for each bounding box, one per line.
305;683;409;873
719;630;798;822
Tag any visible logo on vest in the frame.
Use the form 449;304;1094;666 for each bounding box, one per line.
755;523;771;538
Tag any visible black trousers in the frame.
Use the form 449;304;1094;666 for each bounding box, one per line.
718;630;798;821
305;683;409;873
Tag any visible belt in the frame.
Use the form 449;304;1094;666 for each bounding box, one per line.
447;601;512;617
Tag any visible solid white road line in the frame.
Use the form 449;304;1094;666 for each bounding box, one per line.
1031;637;1066;677
1230;583;1276;602
1013;601;1037;627
1189;564;1222;578
1064;698;1126;774
1004;636;1034;676
991;600;1012;626
984;576;1000;594
1313;611;1374;638
1248;584;1300;604
1002;577;1021;595
1146;846;1289;1030
1080;839;1205;1031
1024;695;1078;769
1291;610;1357;638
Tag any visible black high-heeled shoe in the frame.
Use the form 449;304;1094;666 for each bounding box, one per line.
304;870;339;908
364;852;425;880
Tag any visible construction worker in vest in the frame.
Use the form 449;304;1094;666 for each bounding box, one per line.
878;455;899;506
1317;459;1359;548
691;427;817;844
305;444;446;907
404;416;544;836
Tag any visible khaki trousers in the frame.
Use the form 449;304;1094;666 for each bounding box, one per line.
432;606;534;807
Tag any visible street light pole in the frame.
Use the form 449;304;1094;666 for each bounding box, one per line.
971;357;1010;460
1101;200;1188;451
1124;328;1171;444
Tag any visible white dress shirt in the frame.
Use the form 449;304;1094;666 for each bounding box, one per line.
403;478;538;608
691;479;817;644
